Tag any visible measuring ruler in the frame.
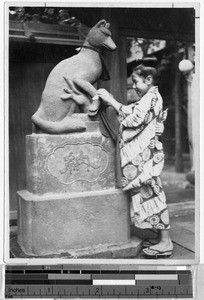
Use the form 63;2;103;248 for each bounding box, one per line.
5;265;193;298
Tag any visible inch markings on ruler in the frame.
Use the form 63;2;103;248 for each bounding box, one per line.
5;284;193;298
5;265;193;298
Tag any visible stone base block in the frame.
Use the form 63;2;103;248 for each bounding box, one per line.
26;131;116;195
17;189;130;256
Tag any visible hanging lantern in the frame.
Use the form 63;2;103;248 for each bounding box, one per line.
178;59;194;73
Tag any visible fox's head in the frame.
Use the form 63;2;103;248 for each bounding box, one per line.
85;19;117;51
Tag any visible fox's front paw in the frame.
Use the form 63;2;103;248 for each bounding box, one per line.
60;89;88;105
61;89;92;113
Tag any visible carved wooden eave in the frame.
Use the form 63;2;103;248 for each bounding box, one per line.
9;20;90;46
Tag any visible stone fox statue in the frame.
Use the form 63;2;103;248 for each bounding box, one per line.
31;20;116;134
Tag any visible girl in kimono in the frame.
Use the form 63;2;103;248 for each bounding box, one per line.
97;58;173;258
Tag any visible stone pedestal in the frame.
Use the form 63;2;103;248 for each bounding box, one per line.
17;189;130;256
17;115;133;256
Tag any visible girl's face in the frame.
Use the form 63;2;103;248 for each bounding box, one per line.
132;73;150;97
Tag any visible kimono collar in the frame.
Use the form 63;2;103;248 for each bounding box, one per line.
148;86;159;94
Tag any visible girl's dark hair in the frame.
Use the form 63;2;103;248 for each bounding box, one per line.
133;64;158;84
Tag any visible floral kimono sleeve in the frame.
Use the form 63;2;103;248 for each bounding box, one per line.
121;93;153;128
119;92;157;144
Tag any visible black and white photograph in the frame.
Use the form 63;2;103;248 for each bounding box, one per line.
6;2;199;262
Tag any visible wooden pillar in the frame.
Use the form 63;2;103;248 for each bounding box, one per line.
98;9;127;104
173;53;184;172
187;45;195;170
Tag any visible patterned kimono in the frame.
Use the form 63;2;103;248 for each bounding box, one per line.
118;86;170;230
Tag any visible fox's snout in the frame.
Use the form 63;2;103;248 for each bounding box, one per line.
103;36;117;51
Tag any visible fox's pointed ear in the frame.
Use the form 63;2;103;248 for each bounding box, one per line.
95;19;107;28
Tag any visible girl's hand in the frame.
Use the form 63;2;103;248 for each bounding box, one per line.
97;88;114;105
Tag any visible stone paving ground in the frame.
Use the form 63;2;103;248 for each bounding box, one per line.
161;163;196;260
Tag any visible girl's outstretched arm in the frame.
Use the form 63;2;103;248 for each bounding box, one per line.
97;88;132;114
97;88;121;112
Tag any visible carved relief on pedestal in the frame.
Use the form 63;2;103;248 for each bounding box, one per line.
46;141;109;185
